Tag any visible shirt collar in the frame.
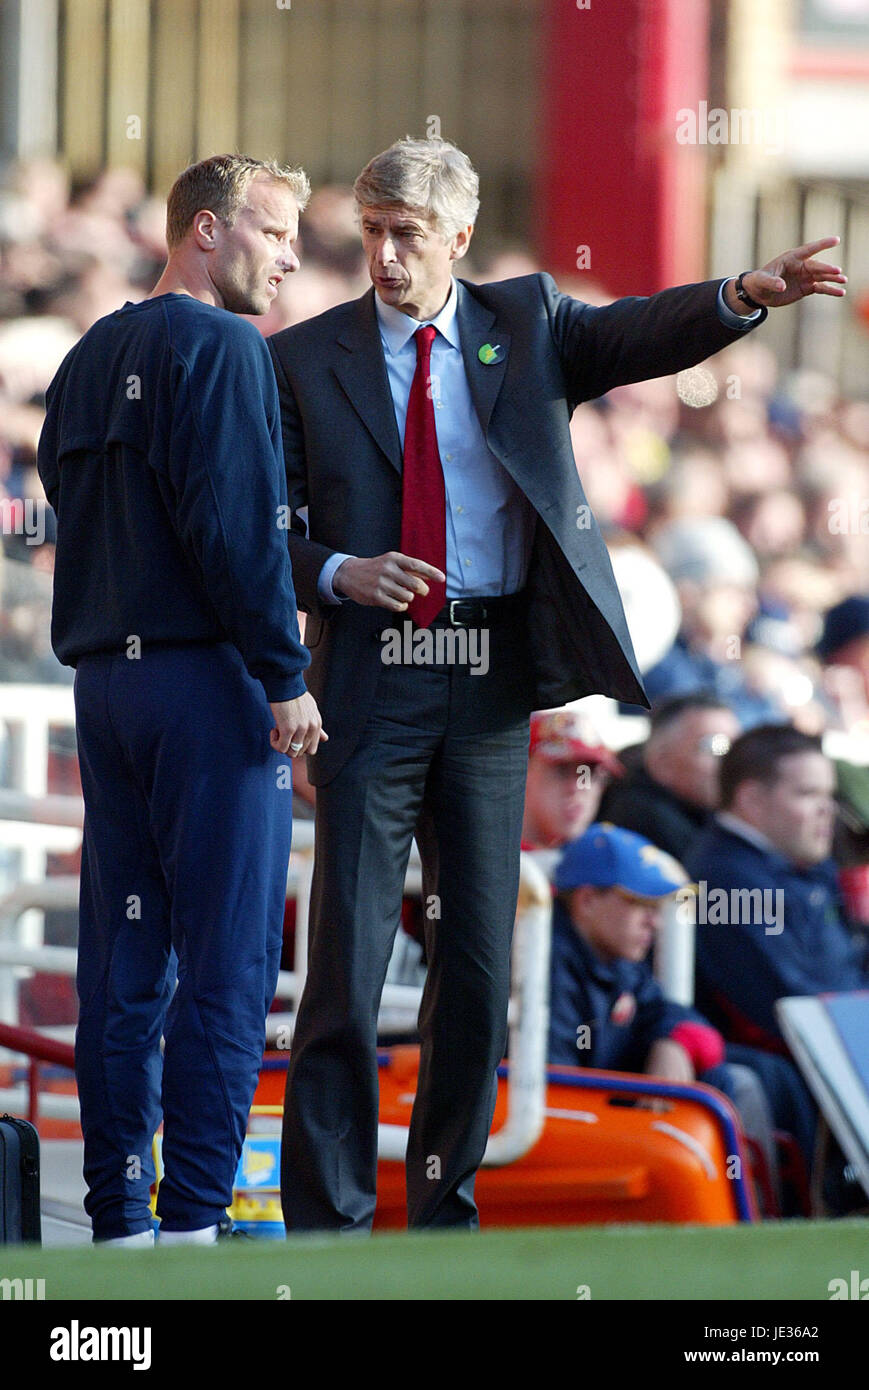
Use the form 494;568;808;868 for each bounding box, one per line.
716;811;834;879
716;811;779;856
374;277;461;355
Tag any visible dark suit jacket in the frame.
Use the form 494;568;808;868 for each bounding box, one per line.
268;273;765;785
598;763;712;862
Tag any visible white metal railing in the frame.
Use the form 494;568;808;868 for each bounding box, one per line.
0;684;78;975
0;841;554;1158
0;1092;79;1119
0;759;694;1152
0;681;79;1094
0;684;76;793
4;679;868;1151
0;788;83;827
376;852;553;1168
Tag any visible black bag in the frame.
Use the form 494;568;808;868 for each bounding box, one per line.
0;1114;41;1244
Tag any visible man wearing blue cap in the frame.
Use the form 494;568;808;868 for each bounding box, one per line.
549;824;732;1086
552;822;827;1212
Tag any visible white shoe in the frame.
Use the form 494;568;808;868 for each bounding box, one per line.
157;1223;219;1246
95;1230;155;1249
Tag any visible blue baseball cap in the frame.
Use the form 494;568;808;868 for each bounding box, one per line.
554;823;688;898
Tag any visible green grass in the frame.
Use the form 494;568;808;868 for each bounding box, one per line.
2;1220;867;1300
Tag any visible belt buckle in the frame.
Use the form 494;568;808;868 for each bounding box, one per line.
448;599;484;626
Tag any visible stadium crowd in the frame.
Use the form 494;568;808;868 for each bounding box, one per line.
2;156;868;1216
2;157;868;733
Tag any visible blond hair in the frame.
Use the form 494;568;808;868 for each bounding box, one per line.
166;154;311;250
353;138;479;239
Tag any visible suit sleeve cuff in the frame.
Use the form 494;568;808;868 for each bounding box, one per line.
717;279;763;331
318;551;353;604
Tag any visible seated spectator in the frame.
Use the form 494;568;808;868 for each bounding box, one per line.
548;823;732;1092
522;709;624;852
641;517;781;726
598;693;739;860
684;724;869;1053
684;724;869;1194
550;822;819;1199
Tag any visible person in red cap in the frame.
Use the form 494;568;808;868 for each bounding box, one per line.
522;709;624;852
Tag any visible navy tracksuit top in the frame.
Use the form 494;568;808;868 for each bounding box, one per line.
547;901;717;1071
36;292;309;702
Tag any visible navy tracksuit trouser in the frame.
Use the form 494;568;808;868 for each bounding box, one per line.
73;643;293;1237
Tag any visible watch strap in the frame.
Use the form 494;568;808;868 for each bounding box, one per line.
735;272;764;312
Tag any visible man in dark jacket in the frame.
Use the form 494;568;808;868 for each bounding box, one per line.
269;133;845;1232
600;693;739;861
684;724;868;1051
685;724;868;1173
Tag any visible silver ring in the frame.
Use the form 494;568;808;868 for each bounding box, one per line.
290;741;304;752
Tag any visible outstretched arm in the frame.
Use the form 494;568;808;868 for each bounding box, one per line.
721;236;847;313
549;236;846;407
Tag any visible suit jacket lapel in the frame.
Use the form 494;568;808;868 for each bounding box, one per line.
456;279;511;440
334;289;403;474
331;282;512;473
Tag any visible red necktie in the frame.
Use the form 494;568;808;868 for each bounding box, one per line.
400;324;446;628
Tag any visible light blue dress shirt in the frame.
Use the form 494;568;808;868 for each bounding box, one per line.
318;278;760;603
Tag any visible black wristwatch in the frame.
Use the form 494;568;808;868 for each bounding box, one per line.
734;272;764;312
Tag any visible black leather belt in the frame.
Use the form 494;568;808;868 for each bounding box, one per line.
432;593;527;627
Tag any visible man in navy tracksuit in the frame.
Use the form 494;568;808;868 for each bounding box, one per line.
36;155;325;1246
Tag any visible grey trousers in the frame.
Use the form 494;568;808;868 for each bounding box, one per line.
281;618;535;1231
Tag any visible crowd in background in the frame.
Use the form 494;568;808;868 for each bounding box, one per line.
2;156;868;744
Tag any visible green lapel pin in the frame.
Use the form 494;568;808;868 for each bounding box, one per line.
478;342;504;365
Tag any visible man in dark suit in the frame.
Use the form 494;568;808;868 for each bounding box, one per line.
268;136;845;1232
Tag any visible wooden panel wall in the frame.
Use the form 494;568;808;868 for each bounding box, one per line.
54;0;541;248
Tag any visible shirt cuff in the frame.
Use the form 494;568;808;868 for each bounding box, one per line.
717;279;762;331
318;551;354;604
